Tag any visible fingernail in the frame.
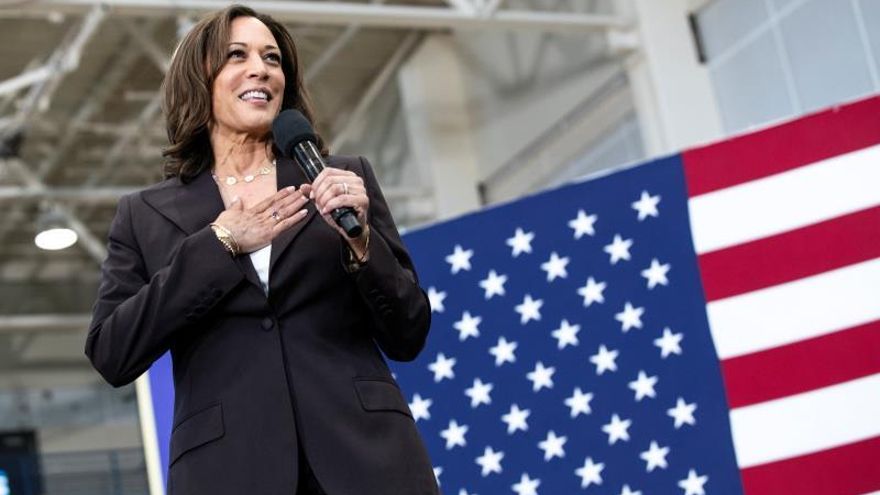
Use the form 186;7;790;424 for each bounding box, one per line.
309;191;314;199
287;186;296;192
232;196;239;203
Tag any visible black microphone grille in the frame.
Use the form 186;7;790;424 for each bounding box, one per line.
272;109;316;158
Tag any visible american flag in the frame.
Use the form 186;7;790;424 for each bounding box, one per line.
392;95;880;495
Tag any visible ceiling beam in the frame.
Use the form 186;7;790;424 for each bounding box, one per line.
37;24;158;179
0;5;106;139
13;0;629;33
0;314;91;334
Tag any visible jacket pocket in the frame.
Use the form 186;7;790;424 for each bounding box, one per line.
169;402;225;467
353;378;413;418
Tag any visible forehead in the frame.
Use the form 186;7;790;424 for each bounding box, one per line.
228;16;276;45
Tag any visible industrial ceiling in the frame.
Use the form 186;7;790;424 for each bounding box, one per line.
0;0;623;382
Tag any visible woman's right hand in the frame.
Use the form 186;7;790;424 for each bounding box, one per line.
213;186;309;254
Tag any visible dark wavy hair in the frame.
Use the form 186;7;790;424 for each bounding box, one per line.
161;4;326;182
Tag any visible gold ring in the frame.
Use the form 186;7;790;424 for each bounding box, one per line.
342;183;349;195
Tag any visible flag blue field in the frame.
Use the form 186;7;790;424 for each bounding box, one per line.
395;155;742;495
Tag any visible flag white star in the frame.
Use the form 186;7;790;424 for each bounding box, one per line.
475;446;504;476
458;490;478;495
604;234;633;264
678;469;709;495
601;414;632;445
464;378;493;408
551;319;580;349
440;419;468;450
589;345;619;375
506;228;535;257
632;190;661;221
479;270;508;299
501;404;530;434
514;294;543;324
564;387;594;418
668;397;697;429
445;244;474;274
511;473;540;495
654;327;683;358
628;370;658;401
641;258;671;289
427;287;446;313
568;209;598;239
615;302;644;332
408;393;432;422
526;361;555;392
640;441;670;472
574;457;604;488
540;252;570;282
620;485;642;495
537;430;567;461
453;311;482;341
433;466;442;485
489;336;517;366
576;277;606;307
427;353;456;382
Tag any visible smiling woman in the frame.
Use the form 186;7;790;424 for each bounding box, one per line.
85;4;437;495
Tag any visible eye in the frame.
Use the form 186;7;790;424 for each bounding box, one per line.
227;49;246;60
264;52;281;64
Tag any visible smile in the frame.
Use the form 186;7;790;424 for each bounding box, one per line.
239;89;271;101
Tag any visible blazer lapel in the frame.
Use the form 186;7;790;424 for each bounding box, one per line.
142;169;264;290
269;156;318;273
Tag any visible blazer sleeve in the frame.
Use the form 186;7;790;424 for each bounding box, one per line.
345;156;431;362
86;193;245;387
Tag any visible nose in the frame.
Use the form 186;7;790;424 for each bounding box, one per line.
246;54;269;80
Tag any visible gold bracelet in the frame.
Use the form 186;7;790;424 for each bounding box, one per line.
209;223;240;256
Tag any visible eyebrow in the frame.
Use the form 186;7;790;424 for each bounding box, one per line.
228;42;279;50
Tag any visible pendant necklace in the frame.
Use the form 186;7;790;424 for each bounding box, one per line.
213;159;277;186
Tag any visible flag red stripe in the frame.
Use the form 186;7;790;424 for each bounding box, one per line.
720;319;880;408
682;95;880;197
740;435;880;495
697;206;880;302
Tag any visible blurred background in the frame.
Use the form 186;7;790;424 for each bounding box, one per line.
0;0;876;493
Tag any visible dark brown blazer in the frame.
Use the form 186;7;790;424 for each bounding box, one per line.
86;155;439;495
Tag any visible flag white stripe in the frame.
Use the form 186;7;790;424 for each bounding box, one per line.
707;258;880;359
730;373;880;468
689;144;880;254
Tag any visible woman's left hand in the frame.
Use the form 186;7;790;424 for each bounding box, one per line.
300;167;370;257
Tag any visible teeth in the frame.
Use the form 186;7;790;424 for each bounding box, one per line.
240;90;268;101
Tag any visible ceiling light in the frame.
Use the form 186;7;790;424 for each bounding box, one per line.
34;210;78;251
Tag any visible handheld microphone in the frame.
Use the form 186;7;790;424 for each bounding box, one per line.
272;110;363;238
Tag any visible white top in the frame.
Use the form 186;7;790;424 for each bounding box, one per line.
249;245;272;294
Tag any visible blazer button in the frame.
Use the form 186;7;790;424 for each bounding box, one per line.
260;317;275;331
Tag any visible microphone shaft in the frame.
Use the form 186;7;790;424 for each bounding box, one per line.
292;141;363;238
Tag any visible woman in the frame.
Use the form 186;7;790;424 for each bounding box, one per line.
85;5;437;494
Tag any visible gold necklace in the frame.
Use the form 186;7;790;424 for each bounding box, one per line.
212;159;277;186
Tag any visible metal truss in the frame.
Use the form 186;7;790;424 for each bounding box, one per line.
8;0;628;32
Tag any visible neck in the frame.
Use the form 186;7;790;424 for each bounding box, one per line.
210;128;274;176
